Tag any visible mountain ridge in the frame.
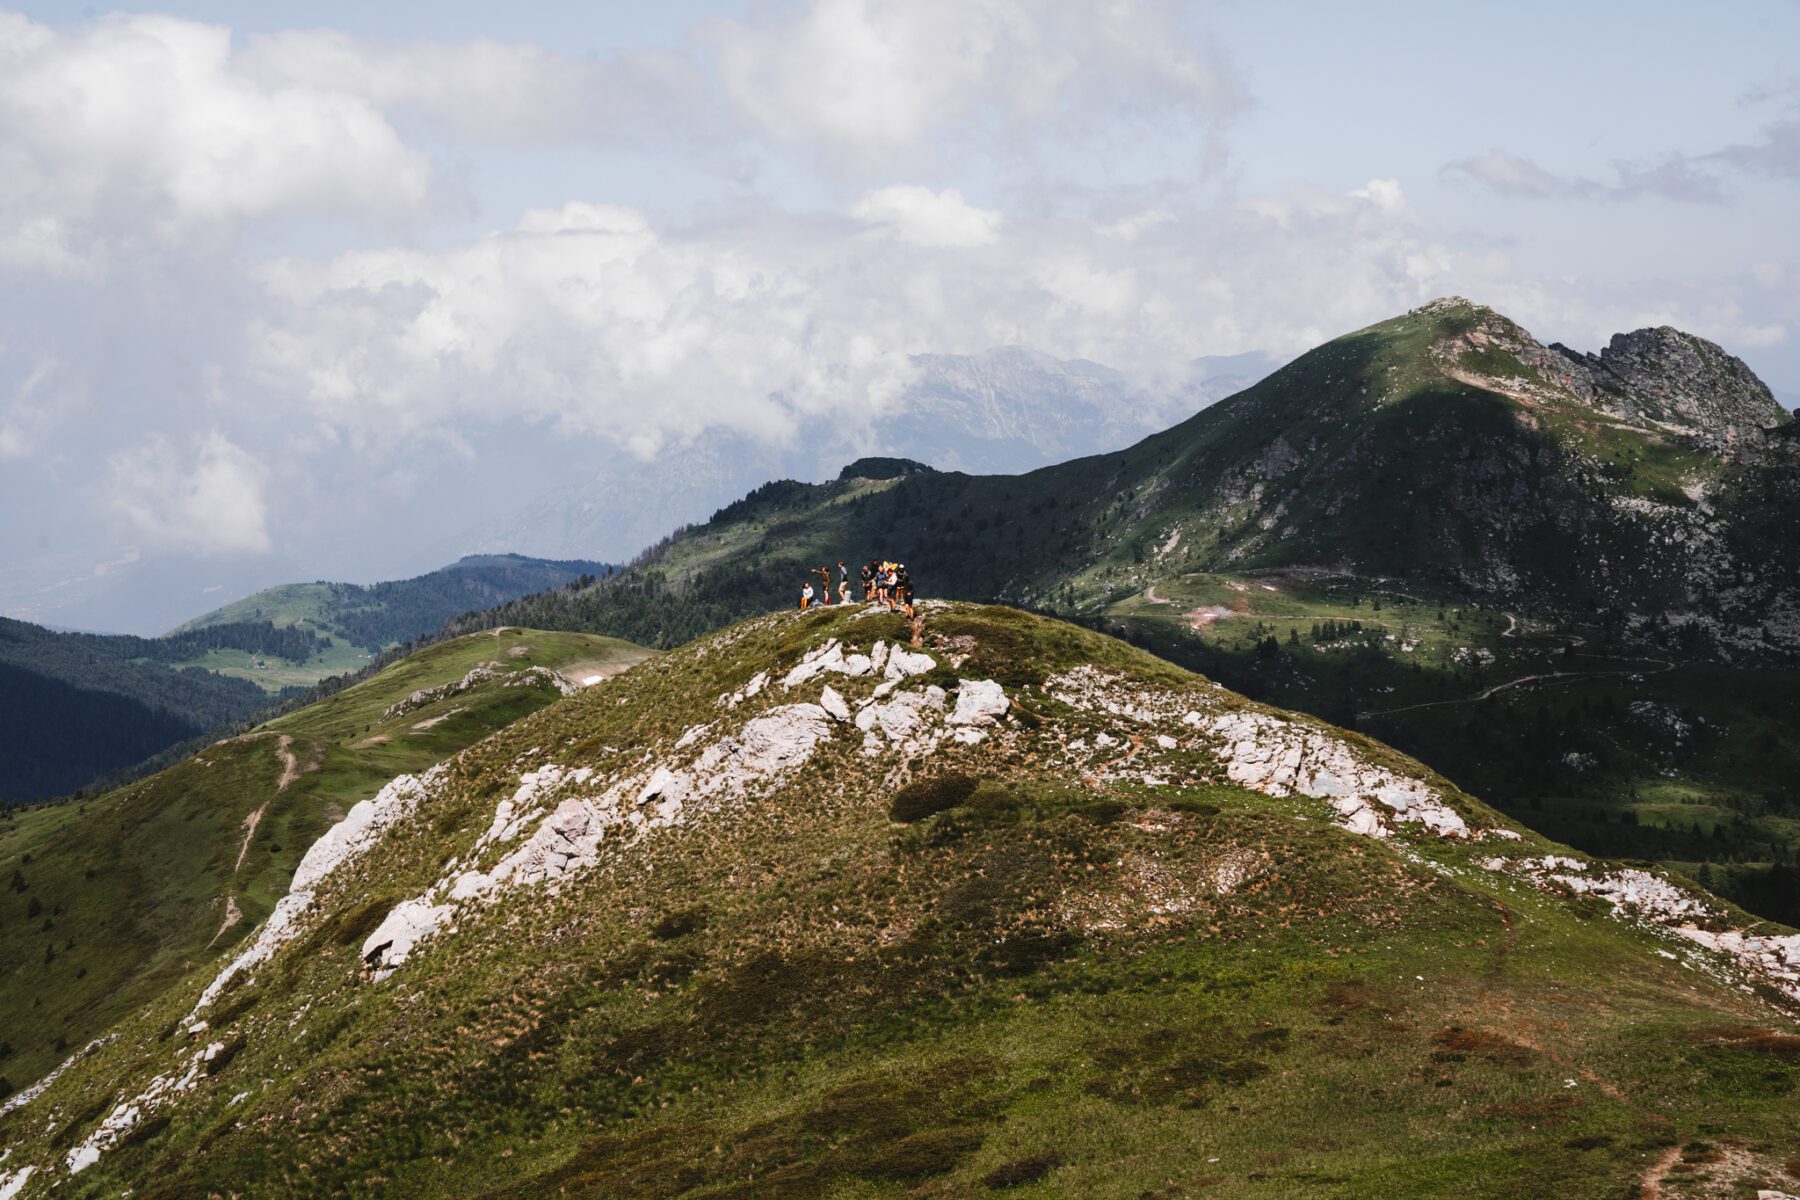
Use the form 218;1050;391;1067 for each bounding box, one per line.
450;296;1799;658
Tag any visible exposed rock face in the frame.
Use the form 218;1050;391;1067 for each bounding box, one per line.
1204;709;1467;839
360;899;455;973
1552;326;1786;444
384;663;575;721
1487;854;1800;1003
188;766;447;1019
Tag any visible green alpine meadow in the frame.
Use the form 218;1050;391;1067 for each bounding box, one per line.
1;602;1795;1198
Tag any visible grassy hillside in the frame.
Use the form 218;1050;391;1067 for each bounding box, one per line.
0;628;651;1091
0;604;1794;1198
166;554;613;690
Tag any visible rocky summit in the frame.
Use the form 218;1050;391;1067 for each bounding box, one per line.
3;603;1796;1199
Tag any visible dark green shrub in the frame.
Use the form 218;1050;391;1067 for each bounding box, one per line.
859;1126;986;1180
890;773;979;822
650;907;708;939
984;1151;1063;1188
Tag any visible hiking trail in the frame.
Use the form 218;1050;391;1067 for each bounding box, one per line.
1359;657;1674;721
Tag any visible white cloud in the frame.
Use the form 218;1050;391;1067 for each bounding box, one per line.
1443;148;1723;203
238;180;1464;460
0;347;76;460
106;431;272;555
0;12;431;263
237;29;705;146
852;186;1001;246
701;0;1246;169
1098;209;1175;240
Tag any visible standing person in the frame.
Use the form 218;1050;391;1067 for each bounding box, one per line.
813;565;833;606
883;563;900;612
897;564;916;619
860;560;875;601
800;580;814;610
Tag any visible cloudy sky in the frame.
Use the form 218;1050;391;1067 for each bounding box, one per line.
1;1;1796;627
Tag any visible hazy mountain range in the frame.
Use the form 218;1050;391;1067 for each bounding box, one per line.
459;348;1279;564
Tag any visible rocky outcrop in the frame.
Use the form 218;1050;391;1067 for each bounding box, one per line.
1047;665;1469;839
1485;854;1800;1004
383;663;575;721
1557;327;1787;444
189;766;447;1019
947;678;1009;726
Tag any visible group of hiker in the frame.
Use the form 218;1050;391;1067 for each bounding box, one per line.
800;559;915;617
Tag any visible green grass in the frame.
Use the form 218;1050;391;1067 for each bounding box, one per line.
153;638;376;691
0;628;651;1090
3;605;1794;1198
172;582;340;635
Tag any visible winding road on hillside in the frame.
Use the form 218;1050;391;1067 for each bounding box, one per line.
1358;654;1675;721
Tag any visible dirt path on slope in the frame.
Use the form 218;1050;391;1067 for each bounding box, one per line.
274;734;301;790
1359;657;1674;721
205;894;242;949
233;735;304;875
1455;899;1633;1111
1638;1145;1685;1199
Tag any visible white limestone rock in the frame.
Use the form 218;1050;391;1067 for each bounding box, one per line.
947;678;1008;726
362;898;455;977
884;646;937;680
784;640;844;688
855;688;946;742
293;768;438;892
188;763;449;1020
819;685;852;723
1204;710;1467;839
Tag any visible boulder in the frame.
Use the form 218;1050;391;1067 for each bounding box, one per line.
946;679;1008;726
